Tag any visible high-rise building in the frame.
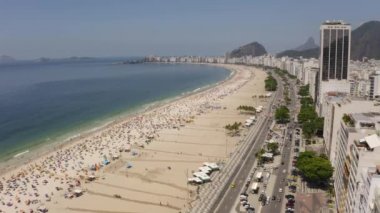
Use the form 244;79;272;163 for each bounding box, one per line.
369;71;380;100
316;20;352;115
320;20;351;81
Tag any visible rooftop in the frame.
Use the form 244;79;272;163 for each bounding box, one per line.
360;134;380;149
344;112;380;133
322;20;350;25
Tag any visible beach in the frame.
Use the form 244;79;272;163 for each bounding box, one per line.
0;64;268;213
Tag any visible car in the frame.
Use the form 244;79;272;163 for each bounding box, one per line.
240;197;248;201
241;200;247;205
279;188;283;193
272;195;276;200
285;194;295;199
286;202;294;207
247;207;255;213
286;207;295;211
230;183;236;188
240;192;248;197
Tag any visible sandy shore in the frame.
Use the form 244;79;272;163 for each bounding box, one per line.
0;64;268;213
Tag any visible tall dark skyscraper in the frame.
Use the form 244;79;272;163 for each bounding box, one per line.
319;21;351;81
316;21;351;116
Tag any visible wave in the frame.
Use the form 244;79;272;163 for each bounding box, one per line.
13;150;29;158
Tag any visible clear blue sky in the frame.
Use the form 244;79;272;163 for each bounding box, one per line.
0;0;379;59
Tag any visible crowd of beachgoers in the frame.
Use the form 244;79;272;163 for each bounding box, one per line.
0;65;253;213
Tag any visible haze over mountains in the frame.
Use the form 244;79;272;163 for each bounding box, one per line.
2;21;379;62
294;37;319;51
0;55;16;64
276;20;380;60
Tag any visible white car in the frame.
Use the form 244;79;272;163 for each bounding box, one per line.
279;188;283;193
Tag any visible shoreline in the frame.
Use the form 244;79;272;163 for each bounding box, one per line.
0;63;234;176
0;64;266;213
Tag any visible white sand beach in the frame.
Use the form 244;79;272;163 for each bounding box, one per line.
0;64;268;213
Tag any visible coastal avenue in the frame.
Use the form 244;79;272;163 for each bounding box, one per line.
211;69;284;213
261;74;298;213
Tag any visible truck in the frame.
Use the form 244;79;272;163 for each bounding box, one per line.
251;182;259;194
255;171;263;182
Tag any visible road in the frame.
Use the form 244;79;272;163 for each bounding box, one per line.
212;69;284;213
261;76;298;213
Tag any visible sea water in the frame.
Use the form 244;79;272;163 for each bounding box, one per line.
0;59;230;160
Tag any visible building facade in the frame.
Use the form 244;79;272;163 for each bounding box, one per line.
317;21;352;115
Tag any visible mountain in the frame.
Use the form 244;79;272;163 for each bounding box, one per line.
351;21;380;60
276;48;319;58
0;55;16;64
276;20;380;60
294;37;318;51
228;42;267;58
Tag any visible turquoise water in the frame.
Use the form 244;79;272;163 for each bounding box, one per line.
0;60;230;160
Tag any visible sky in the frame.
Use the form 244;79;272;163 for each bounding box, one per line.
0;0;379;59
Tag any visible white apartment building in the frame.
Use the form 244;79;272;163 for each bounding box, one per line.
357;167;380;213
322;94;379;167
335;113;380;213
370;71;380;100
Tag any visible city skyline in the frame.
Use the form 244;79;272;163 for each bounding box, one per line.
0;0;379;59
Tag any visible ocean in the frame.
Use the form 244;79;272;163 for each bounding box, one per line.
0;59;230;160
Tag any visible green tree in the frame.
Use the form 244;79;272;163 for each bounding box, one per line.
300;97;314;106
237;105;256;114
298;84;310;97
225;122;242;136
302;121;315;139
267;142;279;154
275;106;290;124
296;151;334;183
265;75;277;91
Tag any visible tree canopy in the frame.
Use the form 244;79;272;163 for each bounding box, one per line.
237;105;256;113
267;142;279;154
275;105;290;124
225;122;242;136
297;96;324;138
298;84;310;97
296;151;334;183
265;75;277;91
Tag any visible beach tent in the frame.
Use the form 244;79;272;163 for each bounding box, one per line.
198;166;212;174
203;162;220;171
188;177;203;184
193;172;211;182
